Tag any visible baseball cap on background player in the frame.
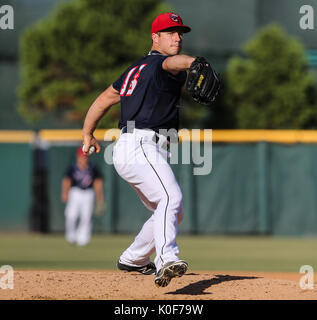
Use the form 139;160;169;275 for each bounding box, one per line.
151;13;191;34
77;146;88;157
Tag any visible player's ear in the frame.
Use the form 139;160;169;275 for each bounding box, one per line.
152;32;160;44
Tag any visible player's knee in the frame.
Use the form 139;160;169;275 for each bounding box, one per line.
157;187;182;212
168;188;183;212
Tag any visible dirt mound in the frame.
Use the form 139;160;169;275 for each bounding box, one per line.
1;270;316;300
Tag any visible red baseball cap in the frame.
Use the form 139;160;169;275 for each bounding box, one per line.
152;12;191;34
77;146;87;157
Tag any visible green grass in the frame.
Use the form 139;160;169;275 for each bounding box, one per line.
0;233;316;272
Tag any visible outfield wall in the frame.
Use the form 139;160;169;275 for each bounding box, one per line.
0;131;34;231
1;130;317;235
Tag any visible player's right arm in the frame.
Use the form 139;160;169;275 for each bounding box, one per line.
82;85;120;154
93;178;104;206
162;54;195;75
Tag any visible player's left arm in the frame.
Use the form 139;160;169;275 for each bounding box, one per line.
61;176;72;203
93;178;104;204
82;85;120;154
93;178;105;215
162;54;195;75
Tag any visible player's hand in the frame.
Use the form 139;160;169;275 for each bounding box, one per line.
95;200;106;216
82;134;101;154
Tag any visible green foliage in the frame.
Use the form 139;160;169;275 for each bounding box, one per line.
225;24;317;129
18;0;171;128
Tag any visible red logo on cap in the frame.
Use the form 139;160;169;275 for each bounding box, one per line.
169;14;180;23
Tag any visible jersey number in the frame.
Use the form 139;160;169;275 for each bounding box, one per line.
120;64;147;96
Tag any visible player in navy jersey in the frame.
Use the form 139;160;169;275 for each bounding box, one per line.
112;50;187;132
82;12;196;287
61;147;104;246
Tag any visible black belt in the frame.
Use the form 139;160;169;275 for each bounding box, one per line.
121;126;159;143
121;126;173;145
121;126;160;134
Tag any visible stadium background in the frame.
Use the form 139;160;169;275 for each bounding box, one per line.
1;0;317;280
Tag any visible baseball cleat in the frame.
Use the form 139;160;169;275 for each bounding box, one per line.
154;260;188;287
117;260;156;275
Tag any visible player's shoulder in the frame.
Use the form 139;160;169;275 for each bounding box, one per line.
113;53;167;90
117;56;160;81
129;54;162;68
118;56;146;77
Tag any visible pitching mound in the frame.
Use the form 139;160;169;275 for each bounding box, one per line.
1;270;316;300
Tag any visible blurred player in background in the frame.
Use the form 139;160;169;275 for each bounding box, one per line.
61;146;104;246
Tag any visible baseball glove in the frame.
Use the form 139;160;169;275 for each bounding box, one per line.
186;57;220;105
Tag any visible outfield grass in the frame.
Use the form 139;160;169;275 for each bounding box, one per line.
0;233;316;272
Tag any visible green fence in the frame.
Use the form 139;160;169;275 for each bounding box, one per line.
0;143;33;231
46;141;317;236
2;131;317;236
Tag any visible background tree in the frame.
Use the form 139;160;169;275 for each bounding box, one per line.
18;0;171;128
224;24;317;129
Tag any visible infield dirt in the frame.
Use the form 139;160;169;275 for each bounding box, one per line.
1;270;316;300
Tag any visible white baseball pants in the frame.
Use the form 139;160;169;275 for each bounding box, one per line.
64;187;95;246
113;128;184;272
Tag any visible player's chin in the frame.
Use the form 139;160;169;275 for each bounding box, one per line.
170;46;182;55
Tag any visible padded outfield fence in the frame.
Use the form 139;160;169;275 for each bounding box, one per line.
1;129;317;236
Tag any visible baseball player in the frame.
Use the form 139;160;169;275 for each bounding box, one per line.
61;146;104;246
82;13;219;287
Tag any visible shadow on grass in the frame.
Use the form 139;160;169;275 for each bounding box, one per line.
166;274;261;296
